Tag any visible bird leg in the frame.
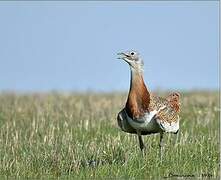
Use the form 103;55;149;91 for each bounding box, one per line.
159;132;164;161
137;131;145;151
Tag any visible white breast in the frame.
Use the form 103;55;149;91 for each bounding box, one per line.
126;110;160;131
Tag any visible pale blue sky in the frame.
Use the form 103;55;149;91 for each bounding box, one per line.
0;1;219;92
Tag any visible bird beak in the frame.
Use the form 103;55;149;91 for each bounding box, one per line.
117;52;130;60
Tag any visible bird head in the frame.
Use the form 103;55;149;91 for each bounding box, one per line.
117;50;144;72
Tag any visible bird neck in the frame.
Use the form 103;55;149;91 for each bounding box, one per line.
125;67;150;119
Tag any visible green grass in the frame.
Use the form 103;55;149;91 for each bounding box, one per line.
0;91;219;178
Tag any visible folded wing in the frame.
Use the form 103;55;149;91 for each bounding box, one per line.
149;93;180;133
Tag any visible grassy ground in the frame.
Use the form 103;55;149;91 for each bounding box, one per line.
0;91;219;178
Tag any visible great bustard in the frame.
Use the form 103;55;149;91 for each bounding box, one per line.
117;50;180;156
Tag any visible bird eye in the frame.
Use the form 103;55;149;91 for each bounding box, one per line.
130;52;134;55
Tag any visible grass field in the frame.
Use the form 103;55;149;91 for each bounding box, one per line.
0;91;219;178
